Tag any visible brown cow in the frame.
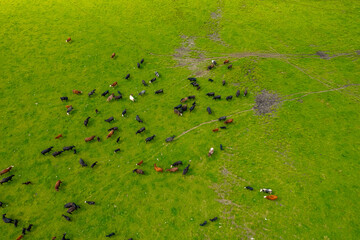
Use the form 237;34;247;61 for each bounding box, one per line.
55;134;63;139
174;109;182;116
55;180;62;191
85;136;95;142
166;167;179;172
65;105;72;109
264;195;278;200
154;164;163;172
107;130;114;139
133;169;144;174
0;166;14;175
181;97;188;103
16;235;23;240
73;90;82;94
111;53;116;58
224;59;230;64
224;119;233;124
66;37;71;43
207;64;215;70
212;128;219;132
136;160;143;166
110;81;117;87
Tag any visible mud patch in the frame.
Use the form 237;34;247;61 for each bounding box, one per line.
356;50;360;55
316;51;330;59
254;90;281;115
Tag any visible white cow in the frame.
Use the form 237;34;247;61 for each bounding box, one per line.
129;94;135;102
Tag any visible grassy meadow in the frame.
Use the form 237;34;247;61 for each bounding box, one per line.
0;0;360;239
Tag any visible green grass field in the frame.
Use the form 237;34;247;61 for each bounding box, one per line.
1;0;360;239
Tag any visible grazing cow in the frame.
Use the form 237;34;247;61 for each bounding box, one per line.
227;64;232;69
60;97;68;101
22;181;32;185
136;127;145;134
182;104;187;111
62;215;70;221
55;134;63;139
212;128;219;132
210;217;218;222
62;233;70;240
244;186;253;191
264;195;278;200
189;105;195;112
139;90;146;96
207;64;214;70
182;165;190;175
226;95;233;100
208;78;214;82
107;130;114;139
208;148;214;157
207;92;215;97
125;74;130;79
174;104;182;109
220;126;226;129
200;221;207;226
55;180;62;191
63;146;75;151
16;235;23;240
225;119;233;124
137;62;140;68
191;82;199;87
149;77;156;83
136;115;143;123
67;206;76;214
85;201;95;205
84;117;90;126
129;94;135;102
66;106;73;115
88;89;96;97
26;224;33;232
218;116;226;121
155;71;160;77
154;164;163;172
0;174;14;184
22;228;26;235
114;148;120;153
108;127;118;131
0;201;3;207
166;136;175;142
224;59;229;64
65;105;72;109
107;94;115;102
220;144;223;150
97;137;101;142
222;80;226;86
106;233;115;237
73;149;76;154
145;135;156;143
85;136;95;142
64;202;76;208
41;147;53;155
140;58;144;64
66;37;71;42
116;137;120;143
2;214;14;223
244;89;248;96
206;107;212;114
174;109;182;116
188;77;196;81
95;109;99;114
142;80;148;86
52;151;64;157
133;169;144;174
115;91;123;99
0;166;14;175
155;89;163;94
166;167;178;172
102;90;109;97
91;161;98;168
213;95;221;100
181;97;188;103
122;109;127;117
14;219;18;227
105;116;114;123
111;53;115;58
136;160;143;166
52;237;56;240
196;86;201;91
72;89;82;95
236;90;240;97
260;188;272;194
171;161;182;167
79;158;87;167
188;95;195;99
110;82;117;87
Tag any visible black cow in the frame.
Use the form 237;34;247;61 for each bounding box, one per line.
220;126;226;129
155;71;160;77
64;202;78;208
97;137;101;142
207;107;212;114
228;64;232;69
79;158;87;167
62;233;70;240
188;95;195;99
166;136;175;142
244;89;248;96
210;217;218;222
206;92;215;96
14;219;18;227
149;78;156;83
26;224;33;232
84;117;90;126
155;89;163;94
226;96;233;101
62;215;70;221
85;201;95;205
0;201;3;207
116;137;120;143
197;86;201;91
106;233;115;237
236;90;240;97
171;161;182;167
222;80;226;86
73;149;77;154
140;58;144;64
200;221;207;226
125;74;130;79
122;109;127;117
145;135;155;143
220;144;224;150
95;109;99;114
192;101;196;106
137;63;140;68
136;115;143;123
208;78;214;82
136;127;145;134
212;60;217;65
1;175;14;184
105;116;114;123
213;95;221;100
182;105;187;111
88;89;96;97
22;227;26;235
174;104;182;109
41;147;53;155
63;146;75;151
60;97;68;101
244;186;253;191
2;214;14;223
190;105;195;112
191;82;199;87
115;91;122;100
101;90;109;97
91;162;98;168
218;116;226;121
108;127;118;132
142;80;148;86
114;148;120;153
182;165;190;175
52;151;63;157
188;77;196;81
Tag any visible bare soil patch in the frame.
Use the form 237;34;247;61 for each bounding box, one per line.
254;90;281;115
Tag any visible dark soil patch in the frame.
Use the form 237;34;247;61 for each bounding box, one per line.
316;51;330;59
254;90;281;115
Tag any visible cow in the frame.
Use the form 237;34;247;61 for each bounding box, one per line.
108;127;118;131
171;161;182;167
72;89;82;94
111;53;115;58
106;233;115;237
208;78;214;82
85;136;96;142
174;104;182;109
62;233;70;240
181;97;188;103
116;137;120;143
225;119;233;124
207;107;212;114
154;164;163;172
188;77;196;81
224;59;229;64
0;166;14;175
114;148;120;153
220;126;226;129
133;169;144;174
101;90;109;97
182;104;187;111
88;89;96;97
22;228;26;235
213;95;221;100
91;161;98;168
55;134;63;139
137;62;140;68
116;91;123;99
2;214;14;223
244;186;253;191
155;71;160;77
107;94;114;102
105;116;114;123
140;58;144;64
107;130;114;139
136;115;143;123
125;74;130;79
174;109;182;116
60;97;68;101
149;78;156;83
66;106;73;115
64;202;76;208
228;64;232;69
207;92;215;97
260;188;272;194
244;89;248;96
165;136;175;142
188;95;195;99
222;80;226;86
200;221;207;226
145;135;156;143
16;235;23;240
212;128;219;132
189;105;195;112
212;60;217;65
166;167;178;172
218;116;226;121
220;144;223;150
84;117;90;126
85;201;95;205
55;180;62;191
264;195;278;200
191;82;199;87
41;147;53;155
236;90;240;97
0;201;3;207
139;90;146;96
136;160;143;166
207;64;214;70
208;148;214;157
67;206;77;214
63;146;75;151
129;94;135;102
182;165;190;175
66;37;71;43
136;127;145;134
22;181;32;185
73;148;76;154
14;219;18;227
142;80;148;86
62;215;70;221
97;137;101;142
110;82;117;87
122;109;127;117
95;109;99;114
155;89;163;94
79;158;87;167
226;95;233;100
65;105;72;109
52;151;64;157
210;217;218;222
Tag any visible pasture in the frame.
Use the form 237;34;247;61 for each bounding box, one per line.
1;0;360;239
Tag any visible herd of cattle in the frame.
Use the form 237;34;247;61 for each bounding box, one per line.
1;40;278;239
